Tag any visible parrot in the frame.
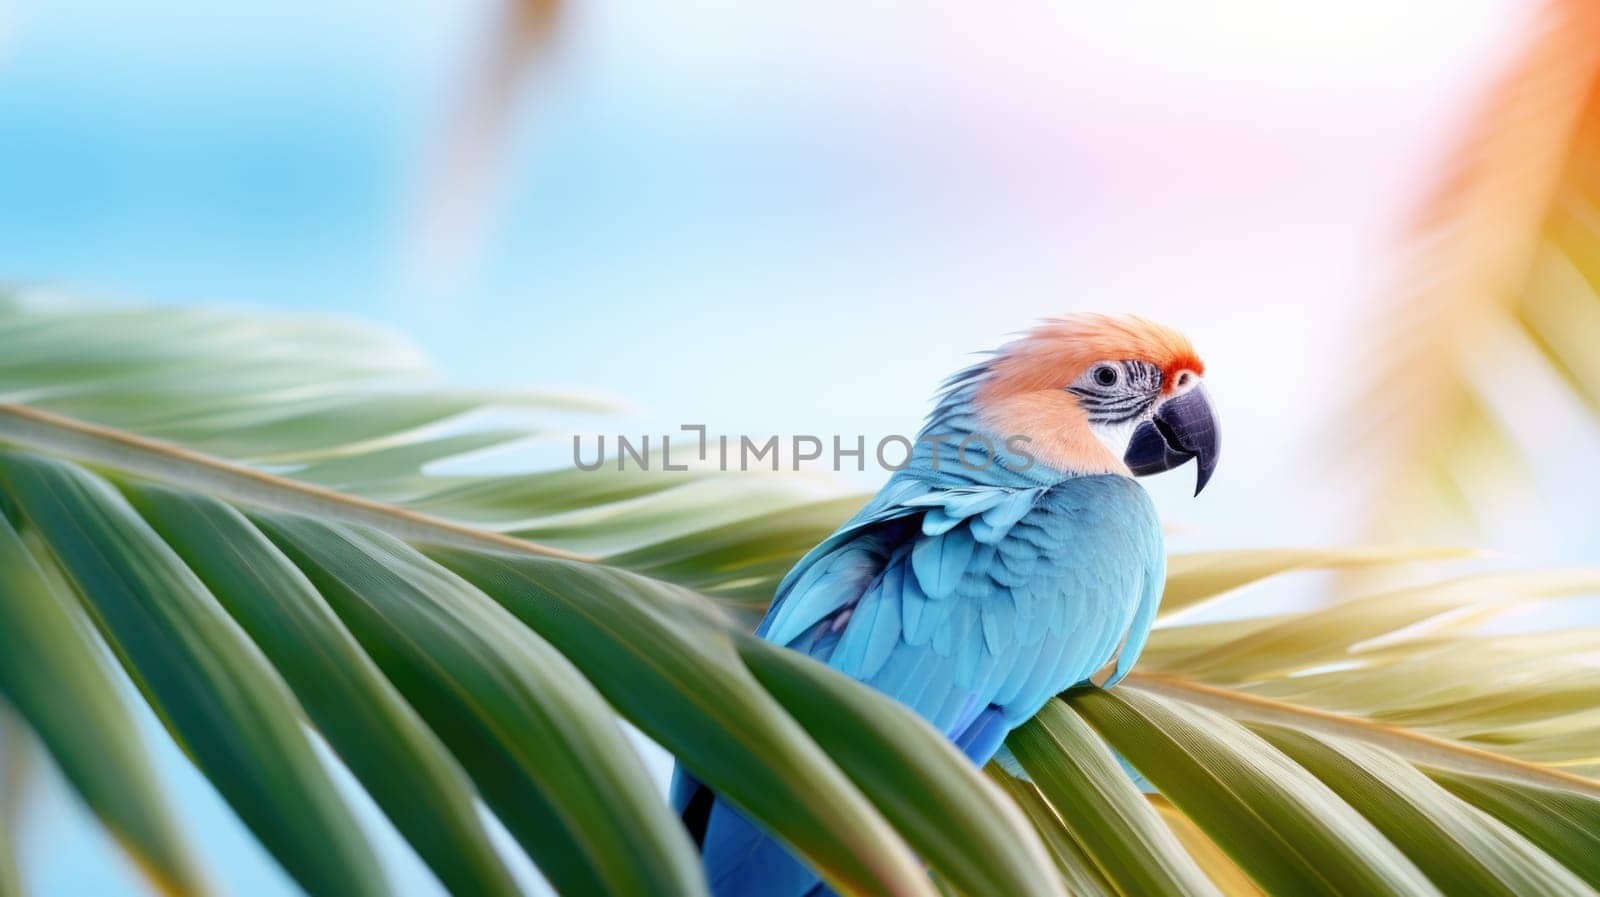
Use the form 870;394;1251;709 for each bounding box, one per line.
671;314;1220;897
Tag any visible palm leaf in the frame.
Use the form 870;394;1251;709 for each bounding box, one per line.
1069;688;1443;897
1349;0;1600;539
0;510;207;897
0;708;31;897
0;295;1596;897
126;486;524;897
1006;700;1219;897
405;0;562;288
0;450;390;897
1148;796;1266;897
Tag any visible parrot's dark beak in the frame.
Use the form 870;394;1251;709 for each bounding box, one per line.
1124;384;1219;496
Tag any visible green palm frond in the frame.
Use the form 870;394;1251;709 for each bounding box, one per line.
0;709;28;897
0;295;1595;897
0;292;862;622
996;561;1600;896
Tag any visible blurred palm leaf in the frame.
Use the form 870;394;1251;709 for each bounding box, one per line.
1350;0;1600;539
0;291;856;625
0;295;1595;897
407;0;562;289
0;709;29;897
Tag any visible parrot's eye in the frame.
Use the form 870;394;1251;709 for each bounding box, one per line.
1093;365;1119;387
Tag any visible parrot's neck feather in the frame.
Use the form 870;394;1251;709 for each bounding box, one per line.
912;360;1114;488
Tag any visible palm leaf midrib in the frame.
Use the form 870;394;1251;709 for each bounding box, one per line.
0;401;588;562
1121;673;1600;798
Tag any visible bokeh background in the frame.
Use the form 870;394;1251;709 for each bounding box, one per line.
3;1;1597;894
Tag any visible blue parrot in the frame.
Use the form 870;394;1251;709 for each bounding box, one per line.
672;314;1220;897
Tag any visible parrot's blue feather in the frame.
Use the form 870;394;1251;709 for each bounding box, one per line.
1005;627;1074;716
870;637;938;702
992;627;1054;708
920;508;964;535
860;590;903;678
911;525;977;599
760;536;896;646
1110;564;1164;686
701;803;816;897
980;582;1016;656
972;487;1045;543
936;688;979;737
949;604;981;681
905;486;1008;519
955;706;1010;762
680;374;1167;897
911;656;958;723
1044;575;1068;633
930;600;957;657
899;564;934;645
827;581;900;680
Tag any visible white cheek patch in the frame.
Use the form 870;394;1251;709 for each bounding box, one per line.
1088;415;1145;461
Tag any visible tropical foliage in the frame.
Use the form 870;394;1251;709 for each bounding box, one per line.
0;295;1596;897
1350;0;1600;540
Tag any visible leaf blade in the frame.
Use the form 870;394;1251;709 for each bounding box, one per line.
1255;723;1596;897
125;484;524;897
0;512;208;897
1008;700;1220;897
1160;547;1473;619
1432;770;1600;891
1070;686;1441;897
258;514;708;897
0;450;386;897
433;546;937;897
986;767;1116;897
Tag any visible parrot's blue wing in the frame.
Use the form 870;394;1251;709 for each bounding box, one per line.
684;474;1164;897
757;477;937;647
779;477;1160;733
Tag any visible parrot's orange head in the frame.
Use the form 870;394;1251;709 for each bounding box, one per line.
976;314;1218;493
